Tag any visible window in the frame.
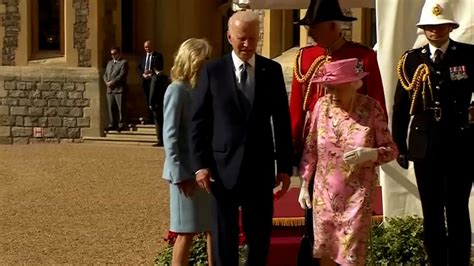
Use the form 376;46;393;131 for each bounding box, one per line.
121;0;133;53
30;0;64;59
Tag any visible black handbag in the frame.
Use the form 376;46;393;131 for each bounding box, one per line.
296;208;317;266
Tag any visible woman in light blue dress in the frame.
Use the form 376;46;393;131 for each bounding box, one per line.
162;38;213;266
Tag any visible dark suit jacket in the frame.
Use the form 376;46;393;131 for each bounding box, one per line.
137;51;164;76
392;40;474;162
190;53;293;189
103;58;128;94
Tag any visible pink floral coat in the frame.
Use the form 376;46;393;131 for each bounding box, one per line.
299;94;398;265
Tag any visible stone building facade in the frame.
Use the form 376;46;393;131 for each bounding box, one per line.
0;0;369;144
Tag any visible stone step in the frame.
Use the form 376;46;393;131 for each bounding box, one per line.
106;130;156;136
83;136;156;143
104;133;157;141
131;124;157;134
82;139;162;147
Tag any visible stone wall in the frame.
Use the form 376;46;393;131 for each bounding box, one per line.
0;0;20;66
342;9;353;40
0;67;102;144
73;0;91;67
257;10;264;55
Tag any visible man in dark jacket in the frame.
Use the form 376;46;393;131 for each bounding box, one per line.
392;1;474;265
138;40;165;146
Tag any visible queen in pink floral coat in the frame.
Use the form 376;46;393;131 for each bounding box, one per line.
298;58;398;266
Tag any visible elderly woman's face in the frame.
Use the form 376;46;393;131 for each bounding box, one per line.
327;80;363;92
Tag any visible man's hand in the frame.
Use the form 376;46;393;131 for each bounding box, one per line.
195;168;212;194
298;180;312;209
106;81;114;87
177;179;197;197
397;154;409;169
274;173;291;200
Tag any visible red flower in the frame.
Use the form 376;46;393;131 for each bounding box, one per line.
164;230;178;246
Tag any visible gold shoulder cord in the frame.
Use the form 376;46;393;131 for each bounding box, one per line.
293;49;329;111
396;53;433;115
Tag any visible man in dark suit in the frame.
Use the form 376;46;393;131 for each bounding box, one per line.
392;1;474;265
190;10;293;266
138;40;165;146
103;46;129;132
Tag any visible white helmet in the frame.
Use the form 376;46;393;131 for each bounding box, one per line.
416;0;459;29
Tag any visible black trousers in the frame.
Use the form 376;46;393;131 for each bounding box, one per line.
151;109;163;143
141;78;154;122
414;158;472;266
149;75;167;143
210;177;274;266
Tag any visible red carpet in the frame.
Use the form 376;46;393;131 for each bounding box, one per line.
268;186;383;266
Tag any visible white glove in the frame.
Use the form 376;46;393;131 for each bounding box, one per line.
298;180;312;209
343;147;378;165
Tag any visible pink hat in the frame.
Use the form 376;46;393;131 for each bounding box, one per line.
312;58;368;85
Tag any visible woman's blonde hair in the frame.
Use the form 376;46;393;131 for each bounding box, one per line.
170;38;212;87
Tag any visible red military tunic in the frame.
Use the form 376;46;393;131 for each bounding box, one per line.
290;41;386;164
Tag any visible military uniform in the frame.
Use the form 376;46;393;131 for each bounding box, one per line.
290;41;386;164
392;40;474;265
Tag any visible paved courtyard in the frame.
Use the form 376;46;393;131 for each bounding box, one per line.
0;143;169;264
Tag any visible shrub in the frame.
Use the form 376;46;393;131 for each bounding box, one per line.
367;215;427;265
155;231;247;266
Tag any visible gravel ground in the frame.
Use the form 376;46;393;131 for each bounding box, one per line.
0;143;169;264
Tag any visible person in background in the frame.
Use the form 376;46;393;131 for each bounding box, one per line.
189;11;293;266
103;46;128;132
392;1;474;265
298;58;398;266
162;38;213;266
138;40;165;146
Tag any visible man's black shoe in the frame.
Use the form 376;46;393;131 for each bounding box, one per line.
152;142;163;147
104;125;117;132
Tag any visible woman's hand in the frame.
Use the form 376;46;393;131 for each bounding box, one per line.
298;180;312;209
343;147;378;165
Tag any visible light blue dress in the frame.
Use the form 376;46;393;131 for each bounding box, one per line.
162;81;211;233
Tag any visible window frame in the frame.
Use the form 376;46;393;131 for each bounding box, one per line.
29;0;64;60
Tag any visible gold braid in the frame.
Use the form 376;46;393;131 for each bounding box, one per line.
396;53;433;115
293;49;329;111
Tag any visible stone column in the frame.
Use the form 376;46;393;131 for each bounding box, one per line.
262;10;283;59
299;9;309;47
65;0;79;66
1;0;21;66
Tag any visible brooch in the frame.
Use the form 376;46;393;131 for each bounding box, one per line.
355;60;364;73
449;65;468;80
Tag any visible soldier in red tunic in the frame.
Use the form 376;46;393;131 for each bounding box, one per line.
291;0;386;168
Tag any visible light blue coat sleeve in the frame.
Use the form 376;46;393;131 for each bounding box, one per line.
162;82;192;184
